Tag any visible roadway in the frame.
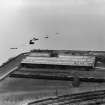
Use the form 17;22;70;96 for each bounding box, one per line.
0;53;28;80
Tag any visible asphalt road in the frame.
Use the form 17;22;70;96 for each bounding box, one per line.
0;53;28;80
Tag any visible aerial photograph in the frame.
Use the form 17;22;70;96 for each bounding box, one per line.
0;0;105;105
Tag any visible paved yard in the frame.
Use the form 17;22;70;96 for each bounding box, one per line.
0;77;105;105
